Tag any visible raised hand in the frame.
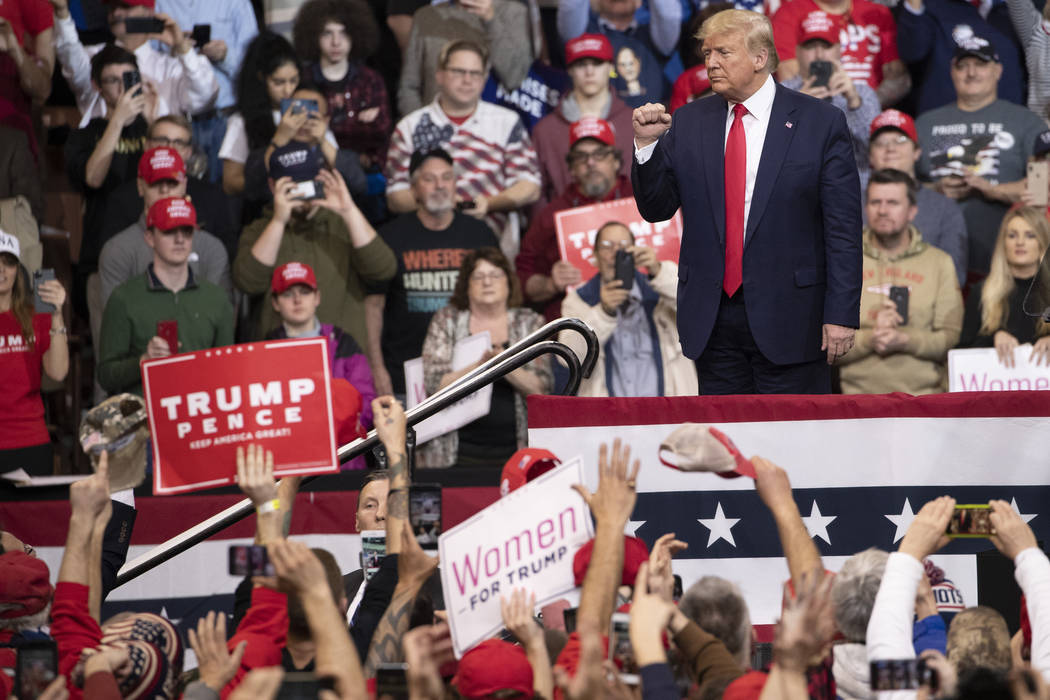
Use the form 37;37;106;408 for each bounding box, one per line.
632;103;671;148
188;611;247;693
899;496;954;562
236;443;277;508
571;439;640;527
989;499;1038;560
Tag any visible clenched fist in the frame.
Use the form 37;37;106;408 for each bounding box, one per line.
632;103;672;148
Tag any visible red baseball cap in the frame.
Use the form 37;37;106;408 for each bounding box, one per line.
569;117;615;148
0;552;52;619
500;447;560;497
798;11;841;46
565;33;613;65
870;109;919;144
139;147;186;185
147;197;196;231
572;535;649;587
271;261;319;295
452;639;534;699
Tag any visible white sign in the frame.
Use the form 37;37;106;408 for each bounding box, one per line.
439;456;594;657
405;332;493;444
948;345;1050;392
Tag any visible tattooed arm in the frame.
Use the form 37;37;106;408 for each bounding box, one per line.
373;396;409;554
364;527;439;676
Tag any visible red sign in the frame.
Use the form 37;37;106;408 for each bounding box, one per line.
554;198;683;280
142;338;338;495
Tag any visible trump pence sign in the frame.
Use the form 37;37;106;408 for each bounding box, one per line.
142;338;339;494
555;197;682;280
439;456;593;656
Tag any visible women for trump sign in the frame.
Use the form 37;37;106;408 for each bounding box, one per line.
142;338;339;494
439;456;594;656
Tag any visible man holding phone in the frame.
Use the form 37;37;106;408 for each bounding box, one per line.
558;221;697;397
98;196;233;396
778;14;880;174
51;0;218;127
836;169;962;395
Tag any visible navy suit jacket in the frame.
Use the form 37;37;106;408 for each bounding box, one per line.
631;82;863;365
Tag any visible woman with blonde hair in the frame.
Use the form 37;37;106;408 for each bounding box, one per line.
959;206;1050;366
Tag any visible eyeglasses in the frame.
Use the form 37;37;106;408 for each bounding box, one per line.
567;147;615;166
149;136;191;149
470;271;506;283
444;67;486;81
873;134;911;147
597;239;631;251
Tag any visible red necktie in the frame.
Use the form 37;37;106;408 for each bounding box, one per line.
723;102;748;297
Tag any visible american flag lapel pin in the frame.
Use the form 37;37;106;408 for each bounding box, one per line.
785;121;794;129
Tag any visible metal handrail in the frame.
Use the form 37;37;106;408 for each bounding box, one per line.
114;318;599;588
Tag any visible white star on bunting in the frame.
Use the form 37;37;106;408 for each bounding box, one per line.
698;502;741;547
885;498;916;544
801;500;837;545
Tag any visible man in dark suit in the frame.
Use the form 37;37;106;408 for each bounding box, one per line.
631;9;862;394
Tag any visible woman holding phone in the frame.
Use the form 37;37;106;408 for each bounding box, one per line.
959;206;1050;365
420;248;551;468
0;233;68;476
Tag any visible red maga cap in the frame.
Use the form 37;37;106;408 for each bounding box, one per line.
271;261;319;294
0;552;52;619
147;197;196;231
870;109;918;144
565;33;613;65
138;147;186;185
500;447;560;497
798;11;841;46
452;639;534;699
572;535;649;587
569;117;615;148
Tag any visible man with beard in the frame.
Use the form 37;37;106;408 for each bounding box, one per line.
836;169;962;394
365;149;498;398
233;141;396;345
517;118;633;323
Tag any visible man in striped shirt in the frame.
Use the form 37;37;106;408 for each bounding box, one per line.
385;39;541;259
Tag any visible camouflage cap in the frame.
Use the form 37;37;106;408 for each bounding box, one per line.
79;394;150;492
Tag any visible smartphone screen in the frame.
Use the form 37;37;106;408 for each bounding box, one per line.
946;505;995;538
888;285;909;326
124;17;164;35
228;544;275;576
869;659;937;691
360;530;386;581
16;640;58;700
614;249;635;292
609;612;639;684
275;672;321;700
191;23;211;46
809;60;833;88
410;484;442;551
33;268;56;314
157;320;178;355
376;663;409;700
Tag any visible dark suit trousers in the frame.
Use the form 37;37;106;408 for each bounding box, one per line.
696;291;830;395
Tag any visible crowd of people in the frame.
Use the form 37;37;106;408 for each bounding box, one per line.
1;0;1050;473
2;398;1049;700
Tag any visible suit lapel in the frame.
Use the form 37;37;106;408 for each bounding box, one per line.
745;85;798;248
701;96;728;244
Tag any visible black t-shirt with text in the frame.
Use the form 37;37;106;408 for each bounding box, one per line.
372;211;498;394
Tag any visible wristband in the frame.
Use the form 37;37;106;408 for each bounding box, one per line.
256;499;280;515
50;327;68;335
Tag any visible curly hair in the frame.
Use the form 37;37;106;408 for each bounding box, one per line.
292;0;379;63
236;31;300;151
448;247;523;310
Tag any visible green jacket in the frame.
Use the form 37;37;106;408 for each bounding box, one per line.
98;265;235;395
233;207;397;348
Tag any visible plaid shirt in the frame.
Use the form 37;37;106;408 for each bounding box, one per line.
313;62;392;167
385;99;541;238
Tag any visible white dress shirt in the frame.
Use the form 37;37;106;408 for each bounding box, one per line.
634;73;777;239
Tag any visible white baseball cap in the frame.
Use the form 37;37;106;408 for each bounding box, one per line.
0;228;20;261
